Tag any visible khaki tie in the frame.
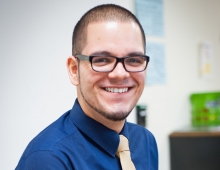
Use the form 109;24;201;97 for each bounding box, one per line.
116;135;136;170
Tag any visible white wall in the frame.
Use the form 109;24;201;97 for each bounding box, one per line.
147;0;220;169
0;0;219;169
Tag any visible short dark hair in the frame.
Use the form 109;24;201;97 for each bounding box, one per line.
72;4;146;55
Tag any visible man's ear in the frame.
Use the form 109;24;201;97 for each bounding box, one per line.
66;56;79;86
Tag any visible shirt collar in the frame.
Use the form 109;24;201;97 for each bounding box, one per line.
69;99;129;157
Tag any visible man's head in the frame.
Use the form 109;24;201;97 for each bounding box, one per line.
67;4;147;131
72;4;146;55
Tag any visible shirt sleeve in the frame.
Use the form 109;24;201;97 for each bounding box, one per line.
15;150;73;170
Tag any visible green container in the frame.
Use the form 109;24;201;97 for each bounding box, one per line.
190;92;220;127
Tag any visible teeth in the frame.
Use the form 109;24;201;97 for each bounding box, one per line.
105;87;128;93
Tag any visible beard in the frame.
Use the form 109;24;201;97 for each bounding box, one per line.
80;86;131;121
78;72;132;121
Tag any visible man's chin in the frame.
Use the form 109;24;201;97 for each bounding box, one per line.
99;110;131;121
81;91;131;121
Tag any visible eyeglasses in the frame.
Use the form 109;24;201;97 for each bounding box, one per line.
75;54;150;73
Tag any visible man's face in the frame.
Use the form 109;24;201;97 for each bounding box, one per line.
77;21;146;121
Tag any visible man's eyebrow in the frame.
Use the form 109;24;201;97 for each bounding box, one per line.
90;51;112;56
127;52;145;56
90;51;145;57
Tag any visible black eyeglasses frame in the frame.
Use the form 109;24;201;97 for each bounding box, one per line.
75;54;150;73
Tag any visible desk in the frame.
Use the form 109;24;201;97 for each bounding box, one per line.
169;127;220;170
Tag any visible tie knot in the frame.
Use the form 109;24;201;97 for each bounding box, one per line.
117;135;129;152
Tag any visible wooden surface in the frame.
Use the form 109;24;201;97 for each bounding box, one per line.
169;126;220;137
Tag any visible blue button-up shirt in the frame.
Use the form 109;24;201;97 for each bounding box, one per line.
16;99;158;170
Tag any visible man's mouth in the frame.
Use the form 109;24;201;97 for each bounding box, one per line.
105;87;128;93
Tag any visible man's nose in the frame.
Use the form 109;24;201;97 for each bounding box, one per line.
108;62;130;79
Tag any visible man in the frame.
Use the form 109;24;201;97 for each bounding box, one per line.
16;4;158;170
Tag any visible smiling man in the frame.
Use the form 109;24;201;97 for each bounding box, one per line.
16;4;158;170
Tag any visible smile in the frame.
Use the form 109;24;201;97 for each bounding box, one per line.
105;87;128;93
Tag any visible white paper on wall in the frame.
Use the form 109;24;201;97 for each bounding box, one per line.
146;42;166;85
199;42;214;79
135;0;164;37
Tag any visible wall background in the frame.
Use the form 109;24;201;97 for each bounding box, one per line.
0;0;219;169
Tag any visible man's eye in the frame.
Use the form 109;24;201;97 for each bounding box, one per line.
92;57;112;64
93;58;107;63
126;57;143;64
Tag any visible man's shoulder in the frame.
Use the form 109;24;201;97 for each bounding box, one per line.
22;111;77;156
16;109;82;169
